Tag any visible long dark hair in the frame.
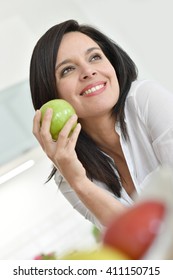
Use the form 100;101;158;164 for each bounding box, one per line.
29;19;138;197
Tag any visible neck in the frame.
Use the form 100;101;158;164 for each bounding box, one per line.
79;114;119;154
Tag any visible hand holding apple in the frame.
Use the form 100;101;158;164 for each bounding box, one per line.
38;99;86;187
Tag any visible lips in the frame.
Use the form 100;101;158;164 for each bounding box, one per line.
80;82;106;96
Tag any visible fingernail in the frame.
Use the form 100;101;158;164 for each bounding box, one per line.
46;108;53;114
71;114;77;120
36;109;41;116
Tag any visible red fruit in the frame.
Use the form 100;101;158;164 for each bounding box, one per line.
33;252;57;260
103;200;165;259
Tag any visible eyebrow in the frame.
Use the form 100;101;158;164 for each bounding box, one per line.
55;47;101;70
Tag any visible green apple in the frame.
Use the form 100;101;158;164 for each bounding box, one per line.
40;99;77;140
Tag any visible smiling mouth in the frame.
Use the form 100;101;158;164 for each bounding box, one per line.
80;83;106;96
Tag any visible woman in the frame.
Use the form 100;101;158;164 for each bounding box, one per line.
30;19;173;230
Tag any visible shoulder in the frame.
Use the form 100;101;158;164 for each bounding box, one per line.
128;79;172;101
128;79;163;98
126;79;173;114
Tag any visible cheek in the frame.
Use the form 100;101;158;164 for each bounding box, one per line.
110;69;119;91
56;81;79;113
110;66;118;80
56;80;72;100
103;63;118;83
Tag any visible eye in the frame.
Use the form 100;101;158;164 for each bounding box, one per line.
90;53;102;62
60;66;75;77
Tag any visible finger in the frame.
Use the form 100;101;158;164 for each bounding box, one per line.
32;110;44;146
39;108;60;158
40;108;53;142
67;123;81;150
33;110;41;136
57;114;78;147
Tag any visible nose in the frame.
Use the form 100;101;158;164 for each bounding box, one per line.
80;65;97;80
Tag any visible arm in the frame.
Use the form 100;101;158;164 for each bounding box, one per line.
56;172;126;228
33;109;126;227
55;173;104;230
68;176;126;227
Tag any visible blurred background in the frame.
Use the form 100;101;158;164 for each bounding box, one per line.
0;0;172;259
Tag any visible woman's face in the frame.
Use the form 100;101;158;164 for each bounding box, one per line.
55;31;120;120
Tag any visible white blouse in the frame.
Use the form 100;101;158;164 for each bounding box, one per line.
54;79;173;229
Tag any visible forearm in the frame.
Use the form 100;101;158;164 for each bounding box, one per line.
70;176;127;227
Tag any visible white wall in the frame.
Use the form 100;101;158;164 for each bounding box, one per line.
0;0;173;91
0;0;173;259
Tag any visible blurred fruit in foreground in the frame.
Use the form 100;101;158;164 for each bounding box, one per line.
138;167;173;260
103;167;173;260
103;200;165;260
61;246;130;260
92;226;101;243
34;252;57;260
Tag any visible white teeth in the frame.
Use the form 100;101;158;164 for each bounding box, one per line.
82;84;104;96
